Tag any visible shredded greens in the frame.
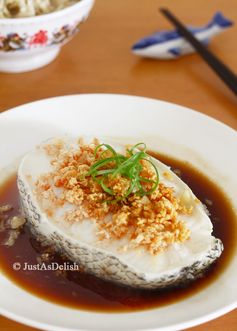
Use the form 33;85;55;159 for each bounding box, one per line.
86;143;159;201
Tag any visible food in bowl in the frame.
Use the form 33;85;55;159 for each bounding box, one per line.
0;0;79;18
0;136;236;311
0;0;94;73
17;137;223;289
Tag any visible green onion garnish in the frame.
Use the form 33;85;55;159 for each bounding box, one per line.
86;143;159;201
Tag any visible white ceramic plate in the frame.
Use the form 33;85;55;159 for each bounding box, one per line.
0;94;236;331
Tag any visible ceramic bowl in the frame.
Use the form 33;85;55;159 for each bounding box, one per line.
0;0;94;73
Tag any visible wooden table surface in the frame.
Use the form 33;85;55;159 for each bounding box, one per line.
0;0;236;330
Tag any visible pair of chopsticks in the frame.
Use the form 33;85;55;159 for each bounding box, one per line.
160;8;237;96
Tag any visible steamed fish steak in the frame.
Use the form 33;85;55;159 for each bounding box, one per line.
18;137;223;289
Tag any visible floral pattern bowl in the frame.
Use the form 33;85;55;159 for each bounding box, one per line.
0;0;95;73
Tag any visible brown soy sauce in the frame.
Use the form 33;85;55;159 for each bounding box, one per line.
0;153;236;313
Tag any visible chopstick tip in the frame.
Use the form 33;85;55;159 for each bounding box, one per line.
159;7;169;14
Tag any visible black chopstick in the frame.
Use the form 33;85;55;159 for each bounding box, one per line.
160;8;237;96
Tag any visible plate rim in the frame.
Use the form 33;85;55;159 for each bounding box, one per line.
0;93;236;137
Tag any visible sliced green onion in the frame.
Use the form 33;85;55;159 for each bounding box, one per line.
86;143;159;201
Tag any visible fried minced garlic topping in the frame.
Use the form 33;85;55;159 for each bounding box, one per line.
35;139;192;255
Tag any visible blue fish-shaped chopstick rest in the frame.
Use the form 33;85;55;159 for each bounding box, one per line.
132;12;233;60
